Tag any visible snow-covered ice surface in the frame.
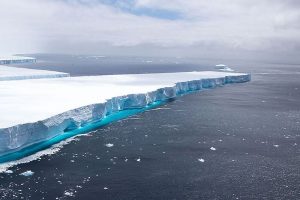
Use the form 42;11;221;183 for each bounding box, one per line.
0;71;250;161
0;65;69;81
0;56;36;65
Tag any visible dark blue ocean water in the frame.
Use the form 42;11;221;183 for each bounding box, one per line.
1;54;300;200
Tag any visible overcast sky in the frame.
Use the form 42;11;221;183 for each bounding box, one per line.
0;0;300;62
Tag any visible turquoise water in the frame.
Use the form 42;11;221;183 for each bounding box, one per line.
0;101;165;164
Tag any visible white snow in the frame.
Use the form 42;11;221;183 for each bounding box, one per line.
0;65;69;81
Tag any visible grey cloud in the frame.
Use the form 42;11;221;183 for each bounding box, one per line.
0;0;299;63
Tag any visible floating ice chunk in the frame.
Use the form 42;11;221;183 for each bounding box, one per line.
20;170;34;176
210;147;216;151
3;169;13;174
105;143;114;148
215;64;234;72
64;191;75;197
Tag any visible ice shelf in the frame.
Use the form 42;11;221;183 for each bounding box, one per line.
0;71;250;157
0;56;36;65
0;65;70;81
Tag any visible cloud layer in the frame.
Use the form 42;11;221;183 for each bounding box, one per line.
0;0;299;62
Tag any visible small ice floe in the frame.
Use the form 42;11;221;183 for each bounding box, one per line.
210;147;216;151
136;158;141;162
105;143;114;148
104;187;109;190
273;145;279;148
198;158;205;163
64;190;75;197
20;170;34;176
215;64;234;72
4;169;13;174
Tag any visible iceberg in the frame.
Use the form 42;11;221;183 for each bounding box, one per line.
0;71;250;163
215;64;234;72
0;65;70;81
0;56;36;65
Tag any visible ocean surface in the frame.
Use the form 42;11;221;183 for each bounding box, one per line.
1;54;300;200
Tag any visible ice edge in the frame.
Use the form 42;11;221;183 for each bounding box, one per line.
0;73;251;162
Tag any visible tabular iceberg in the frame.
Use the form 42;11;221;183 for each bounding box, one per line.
0;65;70;81
0;56;36;65
0;71;250;162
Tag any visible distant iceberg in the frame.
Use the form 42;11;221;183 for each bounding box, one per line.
0;56;69;81
215;64;234;72
0;65;69;81
0;56;36;65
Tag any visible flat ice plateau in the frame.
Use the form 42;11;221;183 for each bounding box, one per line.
0;65;70;81
0;70;250;159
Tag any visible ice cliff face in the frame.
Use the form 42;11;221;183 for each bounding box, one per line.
0;74;250;158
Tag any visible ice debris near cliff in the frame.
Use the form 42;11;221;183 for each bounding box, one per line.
0;71;250;157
